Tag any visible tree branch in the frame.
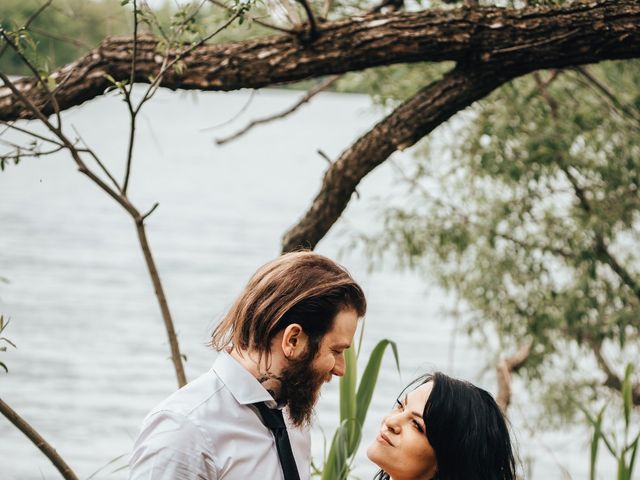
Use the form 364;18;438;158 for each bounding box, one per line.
296;0;318;38
496;342;532;414
588;338;640;405
282;64;514;251
27;26;93;51
573;66;640;127
0;397;79;480
560;165;640;303
208;0;295;34
2;1;638;121
216;75;339;144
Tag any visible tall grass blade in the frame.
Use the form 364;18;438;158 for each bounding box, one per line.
589;405;606;480
622;363;633;431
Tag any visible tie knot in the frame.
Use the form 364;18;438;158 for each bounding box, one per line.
254;401;286;430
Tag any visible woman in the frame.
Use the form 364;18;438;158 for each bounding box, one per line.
367;372;517;480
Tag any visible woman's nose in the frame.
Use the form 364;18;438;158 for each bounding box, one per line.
383;413;402;433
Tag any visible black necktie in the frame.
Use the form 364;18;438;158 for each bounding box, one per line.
253;402;301;480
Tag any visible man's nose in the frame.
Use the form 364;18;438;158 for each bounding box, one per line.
331;353;345;376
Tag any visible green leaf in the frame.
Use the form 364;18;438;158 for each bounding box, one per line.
618;454;627;480
339;345;356;425
589;404;606;480
622;363;633;430
47;75;56;91
355;339;399;429
321;422;350;480
577;401;616;457
340;346;359;455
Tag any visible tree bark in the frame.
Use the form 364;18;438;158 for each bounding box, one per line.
282;63;512;250
1;1;638;121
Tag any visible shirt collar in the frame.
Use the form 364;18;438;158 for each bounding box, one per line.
212;350;277;407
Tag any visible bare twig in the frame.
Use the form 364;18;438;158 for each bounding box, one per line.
0;0;53;59
71;125;121;192
572;66;640;127
122;0;140;195
201;90;256;131
560;164;640;303
28;26;92;51
216;75;339;144
296;0;318;38
1;31;62;129
588;338;640;405
0;397;79;480
496;342;532;414
533;71;559;118
321;0;332;19
136;9;243;110
317;149;332;164
1;144;65;160
141;202;159;221
209;0;295;34
129;0;139;94
275;0;302;26
0;121;63;146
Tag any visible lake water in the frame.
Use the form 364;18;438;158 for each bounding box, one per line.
0;87;605;479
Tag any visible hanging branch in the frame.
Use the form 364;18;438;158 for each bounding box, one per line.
587;338;640;405
216;75;340;144
209;0;295;34
559;164;640;304
0;398;79;480
496;342;532;414
282;63;514;251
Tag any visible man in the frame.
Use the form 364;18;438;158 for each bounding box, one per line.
129;251;366;479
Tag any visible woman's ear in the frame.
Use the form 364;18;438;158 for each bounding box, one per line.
281;323;309;358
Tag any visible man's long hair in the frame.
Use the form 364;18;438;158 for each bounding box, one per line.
211;251;366;361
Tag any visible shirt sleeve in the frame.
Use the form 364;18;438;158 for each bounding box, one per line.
129;410;218;480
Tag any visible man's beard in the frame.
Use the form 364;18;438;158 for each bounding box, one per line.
278;350;329;427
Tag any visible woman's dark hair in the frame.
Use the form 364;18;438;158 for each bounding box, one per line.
374;372;517;480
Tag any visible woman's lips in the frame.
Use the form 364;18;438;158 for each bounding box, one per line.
377;431;394;447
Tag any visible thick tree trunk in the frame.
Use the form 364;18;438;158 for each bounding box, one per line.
1;1;638;121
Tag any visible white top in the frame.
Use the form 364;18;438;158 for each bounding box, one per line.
129;351;311;479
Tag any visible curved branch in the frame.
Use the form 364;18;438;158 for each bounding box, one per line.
216;75;339;144
588;337;640;405
0;397;79;480
496;343;532;414
1;0;638;120
282;64;513;251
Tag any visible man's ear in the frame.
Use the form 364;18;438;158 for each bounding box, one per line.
281;323;309;359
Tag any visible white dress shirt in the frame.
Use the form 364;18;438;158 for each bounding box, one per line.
129;351;311;479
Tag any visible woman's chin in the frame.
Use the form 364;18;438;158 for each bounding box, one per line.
366;441;383;468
